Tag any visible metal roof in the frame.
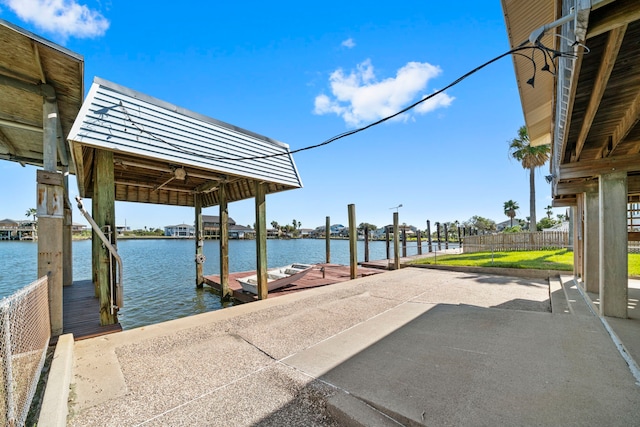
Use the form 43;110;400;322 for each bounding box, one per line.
68;77;303;208
0;18;84;171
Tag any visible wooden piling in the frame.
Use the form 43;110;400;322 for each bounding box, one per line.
393;212;400;270
364;226;370;262
92;149;117;326
219;184;231;299
195;193;204;288
402;228;407;257
436;222;442;251
255;182;267;300
385;227;390;259
444;223;449;250
325;216;330;263
417;230;422;255
427;220;432;253
348;204;357;280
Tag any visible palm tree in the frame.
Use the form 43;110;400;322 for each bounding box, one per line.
508;126;550;230
25;208;37;222
504;200;519;228
545;205;553;219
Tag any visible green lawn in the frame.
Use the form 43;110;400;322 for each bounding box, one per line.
410;249;640;276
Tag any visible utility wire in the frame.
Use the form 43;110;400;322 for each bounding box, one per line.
119;42;579;162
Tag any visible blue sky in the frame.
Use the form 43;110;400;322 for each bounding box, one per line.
0;0;565;231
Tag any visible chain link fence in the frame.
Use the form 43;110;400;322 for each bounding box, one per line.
0;276;50;426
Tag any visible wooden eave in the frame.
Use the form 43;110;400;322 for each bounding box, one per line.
0;19;83;172
503;0;640;205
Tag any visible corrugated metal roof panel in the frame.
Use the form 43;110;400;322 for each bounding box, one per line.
68;77;302;188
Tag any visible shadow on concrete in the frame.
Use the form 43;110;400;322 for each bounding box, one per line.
272;303;640;426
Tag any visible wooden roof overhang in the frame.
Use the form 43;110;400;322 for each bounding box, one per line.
68;78;303;208
0;19;83;172
502;0;640;206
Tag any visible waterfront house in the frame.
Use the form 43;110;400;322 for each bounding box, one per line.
0;218;37;240
202;215;236;238
164;224;196;237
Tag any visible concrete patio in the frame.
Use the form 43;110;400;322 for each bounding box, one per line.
51;268;640;426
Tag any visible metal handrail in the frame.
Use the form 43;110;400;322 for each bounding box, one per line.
75;196;123;313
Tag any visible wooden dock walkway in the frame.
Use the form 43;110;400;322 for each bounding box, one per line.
54;279;122;344
204;263;383;303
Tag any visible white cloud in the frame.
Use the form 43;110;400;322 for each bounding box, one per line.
341;38;355;48
2;0;109;40
314;59;454;127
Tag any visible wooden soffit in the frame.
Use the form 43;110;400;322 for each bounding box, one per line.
0;19;83;172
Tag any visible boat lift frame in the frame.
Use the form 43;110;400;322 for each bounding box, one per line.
75;196;123;313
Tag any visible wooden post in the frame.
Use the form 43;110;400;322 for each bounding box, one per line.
402;228;407;257
37;98;64;335
436;222;441;251
417;230;422;255
364;226;370;262
195;193;204;288
385;227;390;259
93;149;117;326
393;213;400;270
427;220;432;253
62;170;72;287
458;226;462;248
325;216;330;264
444;223;449;250
219;184;230;299
348;204;357;279
255;182;267;300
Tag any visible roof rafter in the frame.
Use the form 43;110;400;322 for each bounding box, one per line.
603;88;640;158
574;24;626;161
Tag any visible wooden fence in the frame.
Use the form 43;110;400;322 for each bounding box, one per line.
463;231;569;253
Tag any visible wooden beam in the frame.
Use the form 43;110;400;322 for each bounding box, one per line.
219;183;230;299
195;193;204;288
574;25;626;161
93;149;118;325
552;197;577;207
559;152;640;179
31;42;46;84
561;46;584;164
254;181;267;300
605;88;640;157
0;73;55;99
71;143;87;196
555;179;599;196
587;0;640;39
0;117;43;133
0;128;21;157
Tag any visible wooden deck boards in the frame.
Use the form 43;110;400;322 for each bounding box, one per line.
204;263;383;303
55;279;122;344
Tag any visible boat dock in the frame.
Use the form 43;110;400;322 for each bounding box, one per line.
55;280;122;344
204;263;383;302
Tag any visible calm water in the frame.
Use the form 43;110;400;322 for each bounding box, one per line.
0;238;439;329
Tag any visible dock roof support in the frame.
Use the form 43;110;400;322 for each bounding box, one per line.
219;184;230;299
255;182;267;300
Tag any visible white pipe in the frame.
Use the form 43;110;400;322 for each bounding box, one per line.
529;9;576;44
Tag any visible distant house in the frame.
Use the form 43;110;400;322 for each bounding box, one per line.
72;223;88;234
298;228;313;238
116;225;131;234
164;224;195;237
0;219;37;240
229;224;254;239
202;215;237;238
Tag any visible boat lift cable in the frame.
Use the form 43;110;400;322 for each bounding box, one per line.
75;196;123;314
